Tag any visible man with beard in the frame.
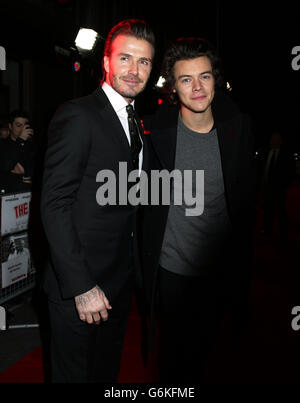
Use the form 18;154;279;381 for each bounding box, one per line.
41;19;155;383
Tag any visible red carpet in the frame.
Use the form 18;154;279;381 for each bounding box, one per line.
0;346;44;383
0;297;158;383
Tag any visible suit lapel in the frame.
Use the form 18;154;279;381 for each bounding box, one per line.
212;90;241;188
94;88;150;172
215;118;239;190
94;88;131;156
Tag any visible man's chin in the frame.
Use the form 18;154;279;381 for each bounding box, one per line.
121;88;141;99
120;84;146;100
121;92;136;101
184;103;211;114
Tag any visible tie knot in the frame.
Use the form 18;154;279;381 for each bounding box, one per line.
126;104;134;117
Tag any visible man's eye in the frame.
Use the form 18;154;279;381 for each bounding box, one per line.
181;78;191;83
120;56;128;61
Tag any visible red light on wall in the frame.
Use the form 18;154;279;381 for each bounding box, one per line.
158;98;163;105
74;61;81;71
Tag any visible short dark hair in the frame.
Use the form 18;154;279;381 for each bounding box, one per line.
9;109;30;124
101;19;155;81
104;19;155;57
162;37;224;104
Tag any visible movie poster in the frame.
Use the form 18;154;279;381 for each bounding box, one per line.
0;232;32;289
1;192;31;236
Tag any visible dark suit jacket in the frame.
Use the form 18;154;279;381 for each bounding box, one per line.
41;87;148;302
141;91;256;312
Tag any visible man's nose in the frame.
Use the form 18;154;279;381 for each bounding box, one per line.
192;78;202;91
128;61;139;75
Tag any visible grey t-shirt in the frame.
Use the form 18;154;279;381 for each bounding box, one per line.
159;115;232;276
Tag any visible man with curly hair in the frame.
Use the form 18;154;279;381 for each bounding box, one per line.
142;37;256;382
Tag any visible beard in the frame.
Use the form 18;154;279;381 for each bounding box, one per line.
112;74;146;100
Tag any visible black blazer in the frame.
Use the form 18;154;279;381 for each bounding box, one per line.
141;91;256;310
41;87;148;302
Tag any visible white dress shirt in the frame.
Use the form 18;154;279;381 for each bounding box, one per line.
102;82;143;172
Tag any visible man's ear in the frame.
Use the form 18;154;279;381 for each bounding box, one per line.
103;55;109;74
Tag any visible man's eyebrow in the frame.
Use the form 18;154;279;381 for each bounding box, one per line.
177;71;213;79
118;53;152;63
177;74;192;79
140;56;153;62
200;70;213;75
118;52;131;58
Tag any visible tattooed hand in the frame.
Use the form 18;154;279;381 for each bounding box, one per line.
75;285;112;325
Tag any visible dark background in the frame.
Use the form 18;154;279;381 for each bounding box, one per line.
0;0;299;151
0;1;300;384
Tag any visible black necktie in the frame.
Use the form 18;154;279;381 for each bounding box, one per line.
126;104;142;170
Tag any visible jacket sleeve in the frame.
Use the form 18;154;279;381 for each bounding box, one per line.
40;101;96;299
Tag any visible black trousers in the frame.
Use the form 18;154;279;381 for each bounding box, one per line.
47;276;133;383
157;267;225;383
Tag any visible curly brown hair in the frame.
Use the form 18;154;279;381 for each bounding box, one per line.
161;37;224;104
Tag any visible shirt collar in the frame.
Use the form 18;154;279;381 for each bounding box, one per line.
102;82;134;114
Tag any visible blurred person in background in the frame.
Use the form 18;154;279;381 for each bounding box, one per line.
0;110;36;193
